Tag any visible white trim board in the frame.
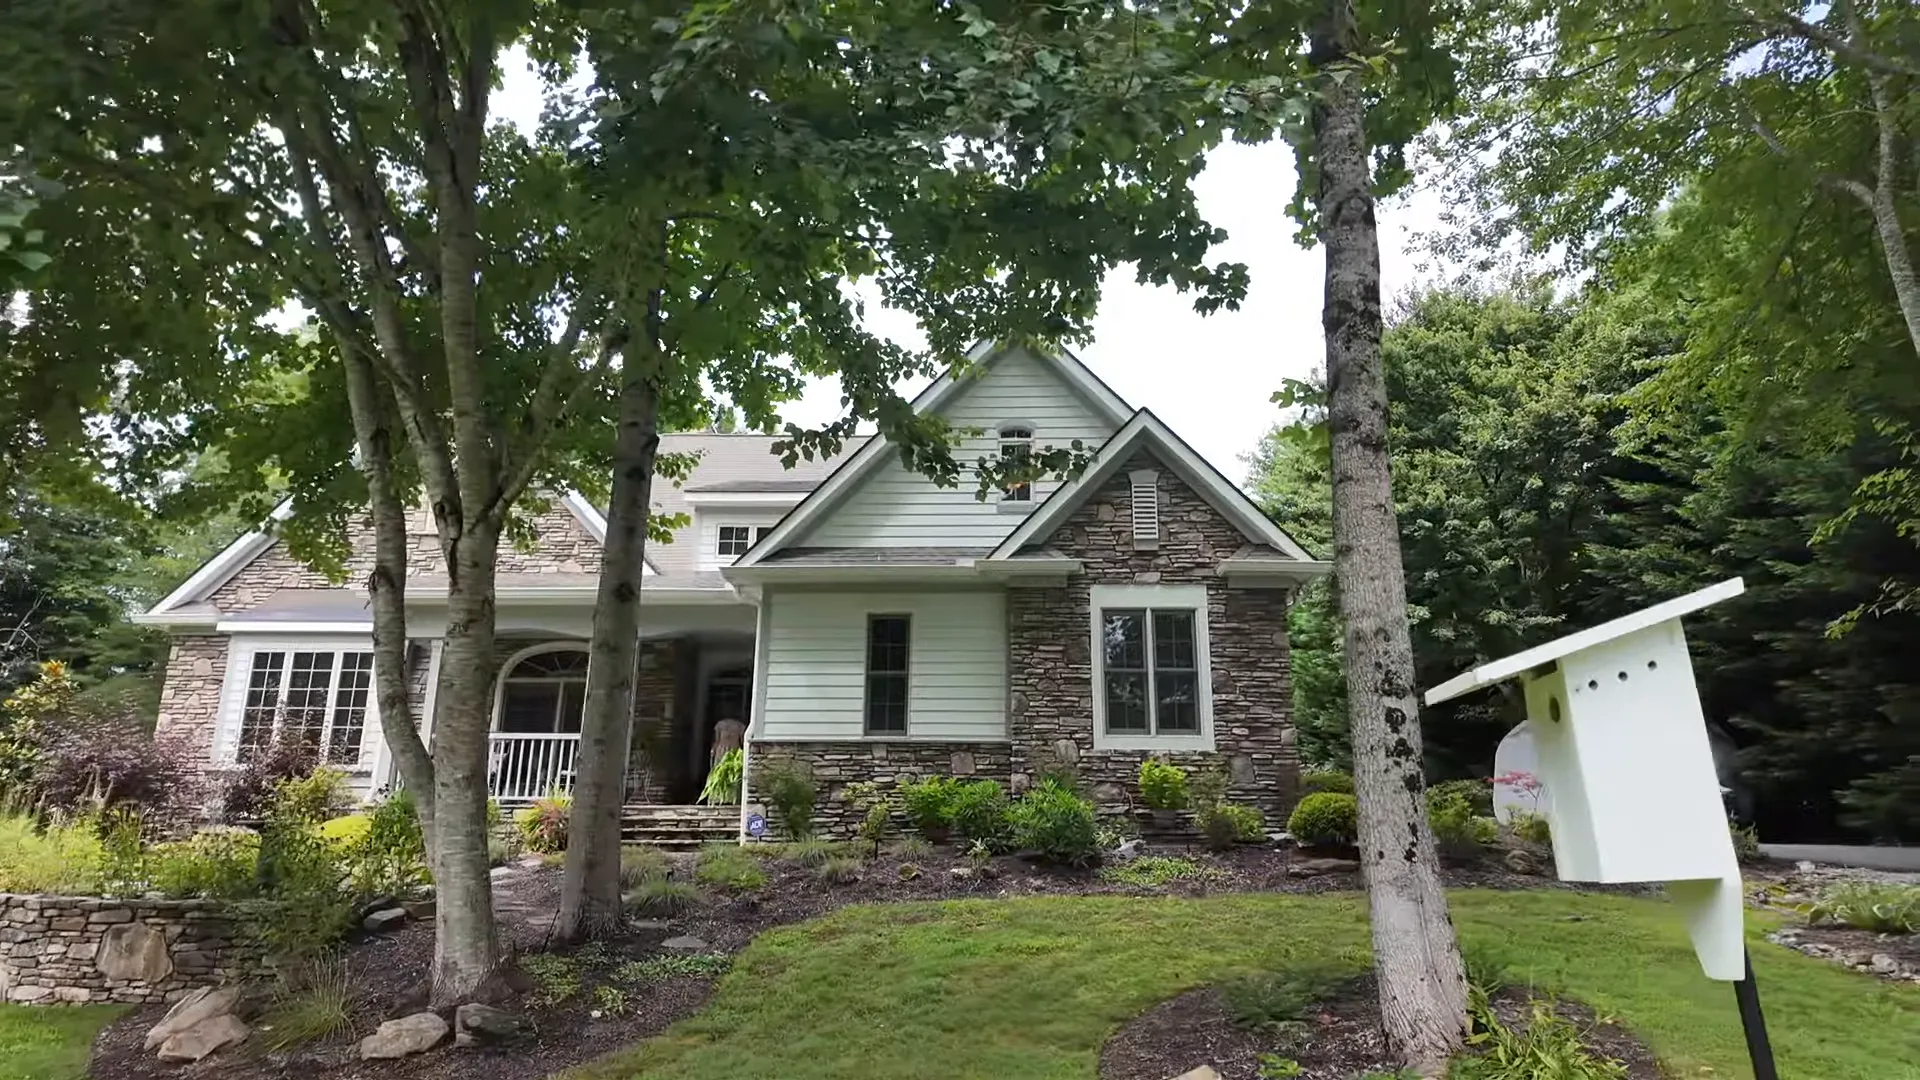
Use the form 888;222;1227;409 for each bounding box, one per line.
733;342;1133;569
988;409;1319;564
1088;583;1215;752
144;500;294;617
1423;578;1746;707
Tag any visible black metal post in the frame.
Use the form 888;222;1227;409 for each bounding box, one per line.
1734;949;1780;1080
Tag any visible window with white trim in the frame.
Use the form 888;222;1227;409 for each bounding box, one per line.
1091;585;1212;749
716;524;775;558
236;649;376;766
998;425;1034;503
864;614;911;734
498;648;590;733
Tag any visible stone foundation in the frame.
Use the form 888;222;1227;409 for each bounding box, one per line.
745;741;1013;840
0;894;263;1005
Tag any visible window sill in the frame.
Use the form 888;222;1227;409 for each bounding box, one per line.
1091;733;1215;754
998;500;1036;515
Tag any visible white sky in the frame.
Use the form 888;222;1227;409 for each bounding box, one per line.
497;58;1444;488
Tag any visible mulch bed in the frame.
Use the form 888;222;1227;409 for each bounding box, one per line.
1099;974;1663;1080
1792;924;1920;971
85;840;1637;1080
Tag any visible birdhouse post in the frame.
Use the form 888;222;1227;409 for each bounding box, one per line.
1426;578;1776;1079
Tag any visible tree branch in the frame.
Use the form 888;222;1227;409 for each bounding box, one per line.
1754;6;1920;78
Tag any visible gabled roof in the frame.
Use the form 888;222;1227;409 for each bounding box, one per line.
733;341;1133;569
138;500;296;625
988;408;1322;566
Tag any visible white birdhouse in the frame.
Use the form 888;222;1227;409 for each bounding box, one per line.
1426;578;1748;980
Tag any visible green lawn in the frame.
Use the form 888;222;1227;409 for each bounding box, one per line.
569;889;1920;1080
0;1005;125;1080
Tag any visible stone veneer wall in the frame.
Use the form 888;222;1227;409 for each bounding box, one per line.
745;742;1013;839
0;894;262;1005
1007;449;1301;819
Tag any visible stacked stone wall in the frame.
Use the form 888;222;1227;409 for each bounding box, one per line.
0;894;262;1005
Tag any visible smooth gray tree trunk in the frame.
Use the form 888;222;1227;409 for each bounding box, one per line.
557;348;662;942
426;527;502;1004
1312;2;1469;1073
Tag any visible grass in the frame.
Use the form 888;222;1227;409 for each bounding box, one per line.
0;1004;127;1080
1097;855;1219;888
565;889;1920;1080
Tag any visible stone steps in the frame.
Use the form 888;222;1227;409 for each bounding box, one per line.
620;804;739;848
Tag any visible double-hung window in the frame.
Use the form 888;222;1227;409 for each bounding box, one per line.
997;425;1034;503
234;647;376;766
716;524;775;559
864;614;911;734
1091;585;1212;749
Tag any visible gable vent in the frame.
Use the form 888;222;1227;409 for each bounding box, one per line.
1129;468;1160;550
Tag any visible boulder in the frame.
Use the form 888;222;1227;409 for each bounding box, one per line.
363;907;409;933
403;899;438;921
97;922;172;982
661;934;709;952
145;986;241;1051
1289;857;1360;877
359;1011;449;1059
1169;1067;1222;1080
1504;849;1543;876
1869;954;1900;975
156;1014;249;1063
455;1002;535;1045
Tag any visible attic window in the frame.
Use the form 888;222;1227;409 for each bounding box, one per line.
998;425;1034;503
1129;468;1160;549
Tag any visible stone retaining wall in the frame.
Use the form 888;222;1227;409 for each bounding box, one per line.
0;893;262;1005
746;742;1013;840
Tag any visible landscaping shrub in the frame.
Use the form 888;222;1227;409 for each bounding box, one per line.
241;783;358;972
625;876;700;917
1428;788;1498;858
948;779;1010;848
617;953;730;981
320;813;371;850
780;837;850;868
1299;770;1354;796
1428;778;1494;816
1729;819;1762;864
1098;855;1215;887
1189;767;1230;811
1287;792;1358;847
215;737;325;823
1007;777;1099;866
694;843;769;890
813;855;863;884
1137;758;1190;810
700;748;743;805
760;759;815;839
1221;960;1361;1030
346;789;428;898
1509;810;1552;847
256;957;354;1052
898;775;959;836
272;767;352;824
1198;803;1266;851
893;834;933;858
1804;882;1920;934
0;810;104;894
147;828;260;900
515;792;572;854
1455;994;1628;1080
619;845;672;888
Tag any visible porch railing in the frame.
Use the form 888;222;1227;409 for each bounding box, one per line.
487;732;580;805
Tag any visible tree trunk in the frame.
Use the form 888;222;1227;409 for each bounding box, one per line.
1860;55;1920;361
1312;2;1469;1074
426;526;502;1003
557;346;662;942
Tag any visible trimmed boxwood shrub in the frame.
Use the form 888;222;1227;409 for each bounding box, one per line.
1299;770;1354;796
1137;758;1190;810
1287;792;1358;847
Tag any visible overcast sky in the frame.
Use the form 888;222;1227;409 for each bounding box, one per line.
497;58;1445;488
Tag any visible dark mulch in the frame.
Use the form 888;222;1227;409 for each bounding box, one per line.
1796;924;1920;970
1100;974;1662;1080
87;839;1637;1080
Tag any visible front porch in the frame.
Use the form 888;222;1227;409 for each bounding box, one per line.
480;628;752;809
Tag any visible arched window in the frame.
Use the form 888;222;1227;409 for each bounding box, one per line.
497;646;589;733
998;424;1034;503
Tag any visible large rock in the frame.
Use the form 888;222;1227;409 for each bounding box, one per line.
145;986;241;1051
1504;849;1544;876
661;935;709;953
156;1014;250;1062
359;1011;449;1059
363;907;409;933
1288;857;1359;878
454;1002;535;1046
1169;1068;1222;1080
97;922;172;982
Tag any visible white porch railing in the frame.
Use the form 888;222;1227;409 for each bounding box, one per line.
487;733;580;804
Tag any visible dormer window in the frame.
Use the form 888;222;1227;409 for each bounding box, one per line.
998;425;1034;503
717;525;774;558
